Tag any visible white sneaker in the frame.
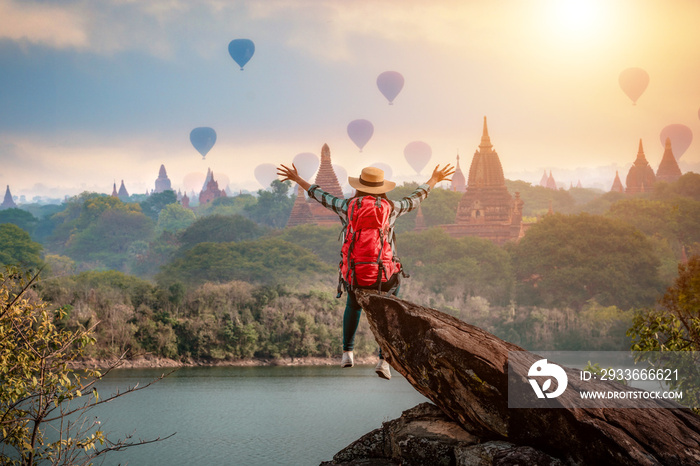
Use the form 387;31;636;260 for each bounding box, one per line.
341;351;354;368
375;359;391;380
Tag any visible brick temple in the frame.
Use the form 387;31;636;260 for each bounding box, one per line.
1;185;17;209
655;137;682;184
440;117;524;245
286;143;344;228
625;140;657;194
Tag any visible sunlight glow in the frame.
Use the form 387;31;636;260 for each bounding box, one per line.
545;0;611;46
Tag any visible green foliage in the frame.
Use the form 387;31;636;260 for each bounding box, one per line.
275;224;342;265
576;191;627;215
195;194;256;217
139;190;178;221
65;209;155;271
627;255;700;412
177;214;266;252
127;231;180;278
0;224;43;270
652;172;700;202
0;267;170;464
0;208;38;236
243;180;294;229
391;184;462;233
158;238;334;288
398;228;514;306
0;267;103;464
511;213;663;310
157;203;196;233
504;180;576;216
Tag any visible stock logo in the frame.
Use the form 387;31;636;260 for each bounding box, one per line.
528;359;568;399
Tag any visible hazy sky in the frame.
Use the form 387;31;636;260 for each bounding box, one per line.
2;0;700;200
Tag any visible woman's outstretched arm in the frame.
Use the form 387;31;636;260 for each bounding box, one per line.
277;164;311;192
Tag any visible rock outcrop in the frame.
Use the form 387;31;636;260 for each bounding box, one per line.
321;402;564;466
322;291;700;465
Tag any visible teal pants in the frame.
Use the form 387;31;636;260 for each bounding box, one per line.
342;285;400;359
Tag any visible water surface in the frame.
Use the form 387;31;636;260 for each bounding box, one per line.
92;365;428;465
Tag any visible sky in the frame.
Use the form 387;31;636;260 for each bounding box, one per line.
2;0;700;201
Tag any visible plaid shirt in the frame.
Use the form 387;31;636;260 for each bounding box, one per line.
307;183;432;234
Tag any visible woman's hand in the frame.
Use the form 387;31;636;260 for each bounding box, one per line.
277;163;311;192
427;164;456;189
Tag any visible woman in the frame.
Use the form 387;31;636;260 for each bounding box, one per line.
277;163;454;379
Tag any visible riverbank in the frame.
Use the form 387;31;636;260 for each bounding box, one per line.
69;354;380;370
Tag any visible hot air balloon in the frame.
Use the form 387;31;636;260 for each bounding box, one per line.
190;127;217;159
254;163;278;189
618;68;649;105
377;71;404;105
347;119;374;152
228;39;255;70
660;124;693;159
403;141;432;174
292;152;320;180
371;163;393;182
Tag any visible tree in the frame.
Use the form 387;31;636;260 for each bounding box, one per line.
0;224;43;271
0;209;38;237
140;190;178;221
504;180;576;216
390;184;462;233
398;228;514;306
158;237;333;288
157;203;196;233
195;194;256;217
652;172;700;202
243;180;294;229
276;224;341;265
177;214;266;251
0;267;172;464
511;213;664;310
66;209;155;270
627;255;700;412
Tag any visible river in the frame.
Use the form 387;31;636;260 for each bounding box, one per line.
89;365;428;465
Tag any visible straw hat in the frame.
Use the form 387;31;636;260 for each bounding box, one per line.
348;167;396;194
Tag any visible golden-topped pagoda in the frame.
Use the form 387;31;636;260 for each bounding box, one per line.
656;137;682;183
625;139;656;194
441;117;524;245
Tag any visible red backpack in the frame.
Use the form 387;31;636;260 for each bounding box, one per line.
339;196;402;291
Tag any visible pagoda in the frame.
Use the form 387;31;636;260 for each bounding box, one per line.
441;117;524;245
610;171;624;193
199;170;226;205
155;164;172;193
625;139;656;194
1;185;17;209
545;171;557;190
450;154;466;192
286;186;315;227
656;137;682;183
117;180;129;202
539;170;548;187
286;144;344;228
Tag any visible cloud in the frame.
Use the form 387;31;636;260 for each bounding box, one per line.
0;0;88;49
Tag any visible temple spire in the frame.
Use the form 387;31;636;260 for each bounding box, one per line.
635;139;647;164
479;116;492;150
656;137;682;183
